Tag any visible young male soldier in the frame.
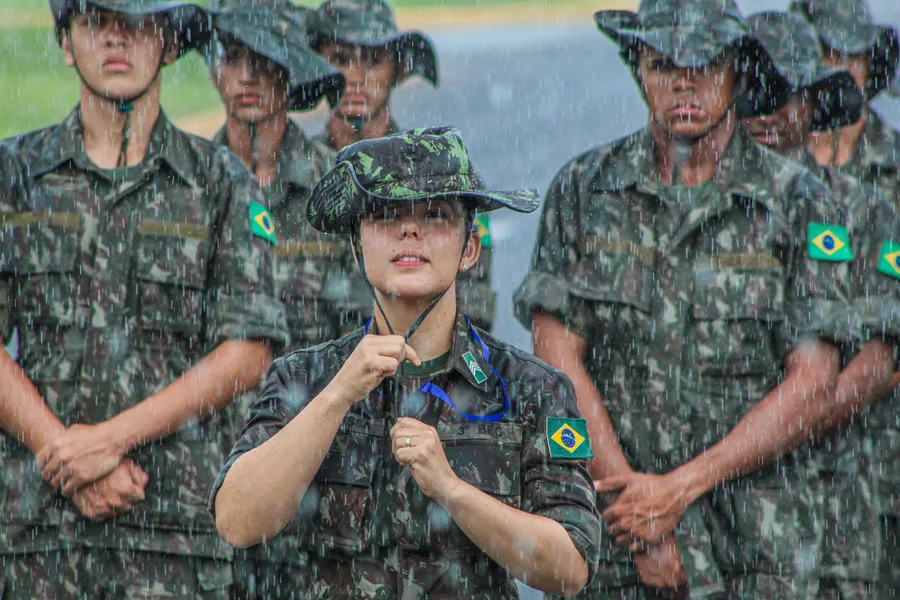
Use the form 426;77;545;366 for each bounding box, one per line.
204;3;353;597
515;0;855;597
742;11;899;598
0;1;288;597
306;0;497;332
789;1;900;594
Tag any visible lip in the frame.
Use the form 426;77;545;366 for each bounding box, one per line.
235;93;262;105
343;92;367;103
391;250;428;268
670;105;704;119
102;56;132;72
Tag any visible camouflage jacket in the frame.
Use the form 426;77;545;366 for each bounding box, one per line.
312;121;497;331
214;119;367;349
0;108;288;557
210;314;600;599
834;109;900;211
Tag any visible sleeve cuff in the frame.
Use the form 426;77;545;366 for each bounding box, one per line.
513;270;576;329
538;506;600;586
212;293;290;349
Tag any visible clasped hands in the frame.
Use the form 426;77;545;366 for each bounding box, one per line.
36;423;148;521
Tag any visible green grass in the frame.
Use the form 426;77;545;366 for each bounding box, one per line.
0;28;221;139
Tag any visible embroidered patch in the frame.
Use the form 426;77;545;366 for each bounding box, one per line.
807;223;852;262
462;351;488;384
249;201;277;245
877;240;900;280
547;417;593;459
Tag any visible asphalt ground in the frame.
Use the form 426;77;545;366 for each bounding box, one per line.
298;0;900;353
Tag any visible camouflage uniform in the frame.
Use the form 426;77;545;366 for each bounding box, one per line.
0;106;288;597
306;0;497;331
514;2;850;597
210;127;601;598
744;11;882;597
790;2;900;595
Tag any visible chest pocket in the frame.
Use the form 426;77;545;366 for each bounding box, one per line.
569;238;655;365
275;238;344;344
689;254;785;377
302;415;383;556
135;220;209;336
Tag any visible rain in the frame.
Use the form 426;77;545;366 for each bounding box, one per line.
0;0;899;598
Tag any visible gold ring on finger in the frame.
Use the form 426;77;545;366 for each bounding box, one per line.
405;437;411;448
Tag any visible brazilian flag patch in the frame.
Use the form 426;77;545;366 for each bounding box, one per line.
474;214;491;249
878;240;900;280
547;417;593;459
808;223;852;262
249;201;277;245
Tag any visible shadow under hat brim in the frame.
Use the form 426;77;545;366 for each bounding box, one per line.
803;69;865;130
87;1;208;55
314;30;439;87
307;161;539;234
210;14;344;111
817;24;899;99
594;10;747;68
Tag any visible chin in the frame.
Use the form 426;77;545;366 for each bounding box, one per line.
381;277;447;302
664;121;717;140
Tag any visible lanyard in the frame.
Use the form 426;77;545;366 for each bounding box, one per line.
363;317;510;422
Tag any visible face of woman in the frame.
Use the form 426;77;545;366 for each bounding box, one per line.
357;199;480;302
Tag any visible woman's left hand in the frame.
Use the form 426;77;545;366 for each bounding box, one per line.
391;417;461;505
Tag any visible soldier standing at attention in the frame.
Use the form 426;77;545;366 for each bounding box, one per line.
515;0;853;597
742;11;899;598
0;1;288;597
790;2;900;595
306;0;497;332
211;127;601;599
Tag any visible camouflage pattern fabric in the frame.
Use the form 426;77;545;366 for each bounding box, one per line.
744;10;864;131
306;0;438;87
210;314;601;599
2;548;232;599
514;126;849;598
789;0;899;99
0;107;288;560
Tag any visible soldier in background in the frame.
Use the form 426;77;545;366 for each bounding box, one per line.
742;11;899;598
515;0;855;597
0;0;288;597
306;0;497;332
789;1;900;595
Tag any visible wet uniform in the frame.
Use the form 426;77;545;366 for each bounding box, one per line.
0;109;288;598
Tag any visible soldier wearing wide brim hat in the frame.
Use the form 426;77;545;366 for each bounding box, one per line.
306;0;437;88
206;0;344;111
745;11;864;131
595;0;790;119
790;0;899;99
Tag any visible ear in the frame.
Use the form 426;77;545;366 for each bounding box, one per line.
61;30;76;67
459;229;482;274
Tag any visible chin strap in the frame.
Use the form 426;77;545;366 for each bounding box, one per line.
116;102;133;168
248;122;259;174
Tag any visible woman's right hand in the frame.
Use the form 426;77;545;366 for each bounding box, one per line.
328;335;421;407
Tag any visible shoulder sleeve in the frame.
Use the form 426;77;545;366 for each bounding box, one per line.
513;159;591;331
519;367;601;583
851;195;900;343
0;141;24;343
208;149;290;349
208;355;309;518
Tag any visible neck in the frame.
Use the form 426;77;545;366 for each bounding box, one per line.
809;107;867;168
372;285;457;362
80;81;162;169
652;112;736;186
784;143;810;164
225;112;288;188
328;106;392;150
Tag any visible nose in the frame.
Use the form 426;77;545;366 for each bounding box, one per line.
398;215;421;239
672;68;695;92
101;18;129;47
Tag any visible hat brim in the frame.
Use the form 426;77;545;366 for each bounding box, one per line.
816;23;899;99
209;16;345;111
312;30;439;87
89;1;208;56
308;161;539;234
804;68;865;130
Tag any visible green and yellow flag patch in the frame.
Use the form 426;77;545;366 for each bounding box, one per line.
808;223;852;262
547;417;593;459
474;214;491;249
250;201;277;245
878;240;900;280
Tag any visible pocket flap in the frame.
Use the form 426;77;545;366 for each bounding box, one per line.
570;239;654;312
0;212;80;275
440;421;523;496
692;255;785;321
136;221;209;289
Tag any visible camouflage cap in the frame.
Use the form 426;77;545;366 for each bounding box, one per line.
746;11;863;130
306;0;438;87
206;1;344;111
49;0;209;56
789;0;899;98
307;126;539;234
595;0;789;118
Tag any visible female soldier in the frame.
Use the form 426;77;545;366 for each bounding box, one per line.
210;127;600;598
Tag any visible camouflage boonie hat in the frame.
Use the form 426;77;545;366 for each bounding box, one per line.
790;0;899;98
49;0;209;56
307;126;539;234
307;0;438;87
206;0;344;111
746;11;863;130
595;0;789;118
